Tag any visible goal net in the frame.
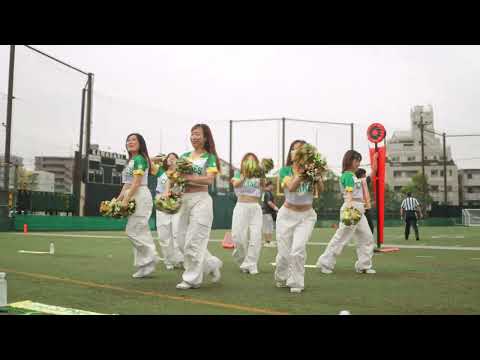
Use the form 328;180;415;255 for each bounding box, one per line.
462;209;480;226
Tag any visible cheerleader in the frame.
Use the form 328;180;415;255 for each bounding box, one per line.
231;153;264;275
275;140;324;294
175;124;223;290
154;152;184;270
315;150;376;274
117;133;160;278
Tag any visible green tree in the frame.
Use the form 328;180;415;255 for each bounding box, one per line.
17;167;35;191
384;183;402;217
315;170;342;218
401;173;432;212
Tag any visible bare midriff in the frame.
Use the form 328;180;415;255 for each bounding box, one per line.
237;195;260;203
284;202;312;212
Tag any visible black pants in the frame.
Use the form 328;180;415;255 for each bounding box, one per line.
365;209;374;234
405;211;419;240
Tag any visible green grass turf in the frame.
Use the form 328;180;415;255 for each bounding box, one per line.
1;226;479;314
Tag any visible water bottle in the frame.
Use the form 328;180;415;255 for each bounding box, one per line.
49;242;55;255
0;273;7;307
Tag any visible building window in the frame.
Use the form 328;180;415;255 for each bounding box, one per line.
440;170;444;177
431;170;438;177
408;156;416;161
430;185;439;192
449;170;453;177
468;187;473;193
468;174;473;179
447;186;452;192
434;156;437;160
393;171;402;178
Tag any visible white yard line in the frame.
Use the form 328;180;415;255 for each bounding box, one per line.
271;262;317;268
415;256;434;258
13;232;127;239
12;233;480;251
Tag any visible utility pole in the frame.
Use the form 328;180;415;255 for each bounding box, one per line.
419;111;427;211
282;117;286;166
1;45;15;230
350;122;354;150
443;132;447;206
229;120;233;193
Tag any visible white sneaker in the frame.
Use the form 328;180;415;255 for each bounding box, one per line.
132;264;154;278
290;287;303;293
276;281;288;288
141;262;156;277
211;263;222;283
176;281;200;290
165;265;174;271
356;268;376;274
317;264;333;274
132;267;146;278
249;269;259;275
240;268;249;273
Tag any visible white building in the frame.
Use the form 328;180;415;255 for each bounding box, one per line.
31;170;55;192
386;105;459;205
458;169;480;207
0;155;23;190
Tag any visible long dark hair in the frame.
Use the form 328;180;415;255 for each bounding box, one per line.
164;152;179;170
286;139;306;166
240;152;260;176
342;150;362;173
191;123;220;171
125;133;153;174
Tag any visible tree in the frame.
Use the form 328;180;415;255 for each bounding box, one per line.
384;183;403;217
401;173;432;213
16;167;36;191
315;170;342;218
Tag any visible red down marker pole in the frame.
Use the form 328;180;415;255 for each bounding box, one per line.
367;123;386;249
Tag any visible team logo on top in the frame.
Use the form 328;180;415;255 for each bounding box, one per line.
367;123;386;143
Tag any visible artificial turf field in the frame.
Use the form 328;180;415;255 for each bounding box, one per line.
0;226;479;315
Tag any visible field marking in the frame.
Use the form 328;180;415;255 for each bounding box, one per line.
18;250;51;255
431;235;465;239
12;233;480;251
471;258;480;260
12;233;126;239
271;262;317;268
415;256;434;258
0;267;289;316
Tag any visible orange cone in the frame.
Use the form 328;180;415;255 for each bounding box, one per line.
222;232;235;249
23;224;28;233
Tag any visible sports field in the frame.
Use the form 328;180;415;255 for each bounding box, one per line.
1;226;479;315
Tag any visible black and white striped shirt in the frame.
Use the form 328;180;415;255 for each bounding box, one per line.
401;197;420;211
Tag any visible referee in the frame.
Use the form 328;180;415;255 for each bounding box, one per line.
400;192;423;241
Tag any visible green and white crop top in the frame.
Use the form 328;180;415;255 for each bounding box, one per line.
181;151;219;176
340;171;363;201
279;166;313;205
155;168;168;194
122;155;149;186
233;170;262;198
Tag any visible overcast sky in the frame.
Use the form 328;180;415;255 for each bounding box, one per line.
1;45;479;173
